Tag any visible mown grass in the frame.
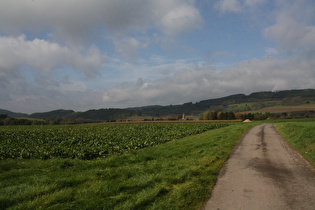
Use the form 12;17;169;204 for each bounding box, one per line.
257;103;315;113
274;120;315;167
0;123;254;210
225;100;315;113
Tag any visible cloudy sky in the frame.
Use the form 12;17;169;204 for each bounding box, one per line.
1;0;315;114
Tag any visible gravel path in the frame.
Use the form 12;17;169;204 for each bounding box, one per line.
203;124;315;210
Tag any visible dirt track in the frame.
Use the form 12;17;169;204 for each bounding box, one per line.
204;124;315;210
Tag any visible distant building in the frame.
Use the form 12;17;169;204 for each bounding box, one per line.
182;113;187;120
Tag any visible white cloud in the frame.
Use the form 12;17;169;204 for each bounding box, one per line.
113;37;148;61
58;81;88;93
264;16;315;53
0;0;203;66
0;0;202;47
244;0;266;7
157;1;203;36
0;71;104;114
215;0;242;13
104;55;200;84
102;55;315;108
1;0;314;114
0;0;150;44
214;0;267;13
263;0;315;53
0;35;105;113
265;47;278;55
0;35;103;76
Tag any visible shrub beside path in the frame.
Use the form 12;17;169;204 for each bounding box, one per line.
203;124;315;210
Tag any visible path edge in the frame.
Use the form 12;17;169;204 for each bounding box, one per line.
201;124;259;209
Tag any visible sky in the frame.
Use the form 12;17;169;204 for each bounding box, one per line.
1;0;315;114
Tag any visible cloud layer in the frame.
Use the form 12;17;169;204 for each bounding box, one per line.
0;0;202;43
215;0;267;13
0;0;314;113
0;35;103;75
102;56;315;108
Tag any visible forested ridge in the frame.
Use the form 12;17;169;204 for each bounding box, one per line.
1;89;314;122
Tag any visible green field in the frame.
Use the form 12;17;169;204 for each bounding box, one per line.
1;120;314;209
0;122;229;160
256;103;315;113
225;101;315;113
274;120;315;167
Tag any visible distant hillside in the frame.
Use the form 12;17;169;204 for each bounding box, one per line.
0;109;28;118
30;109;76;119
2;89;315;121
27;108;140;122
74;109;141;121
133;89;315;117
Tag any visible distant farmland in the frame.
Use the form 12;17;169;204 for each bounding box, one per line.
251;103;315;113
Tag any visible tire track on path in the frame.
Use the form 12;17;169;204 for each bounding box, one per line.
203;124;315;210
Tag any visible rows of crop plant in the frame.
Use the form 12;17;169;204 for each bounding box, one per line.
0;122;229;160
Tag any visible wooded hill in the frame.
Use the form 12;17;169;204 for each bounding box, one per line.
129;89;315;117
1;89;315;121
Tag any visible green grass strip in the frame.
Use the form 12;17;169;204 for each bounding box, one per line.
274;121;315;167
0;123;254;210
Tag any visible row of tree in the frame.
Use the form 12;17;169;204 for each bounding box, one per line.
238;112;271;120
199;111;236;120
2;110;314;125
200;110;314;121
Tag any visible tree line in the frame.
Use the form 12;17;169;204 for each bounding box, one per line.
199;111;236;120
199;110;314;121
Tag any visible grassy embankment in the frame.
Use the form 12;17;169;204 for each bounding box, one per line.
225;101;315;113
257;103;315;113
0;123;254;209
274;119;315;167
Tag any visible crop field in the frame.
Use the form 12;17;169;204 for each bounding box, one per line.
0;122;229;160
0;122;254;209
1;120;313;209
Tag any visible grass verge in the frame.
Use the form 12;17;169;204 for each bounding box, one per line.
274;120;315;167
0;123;254;210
